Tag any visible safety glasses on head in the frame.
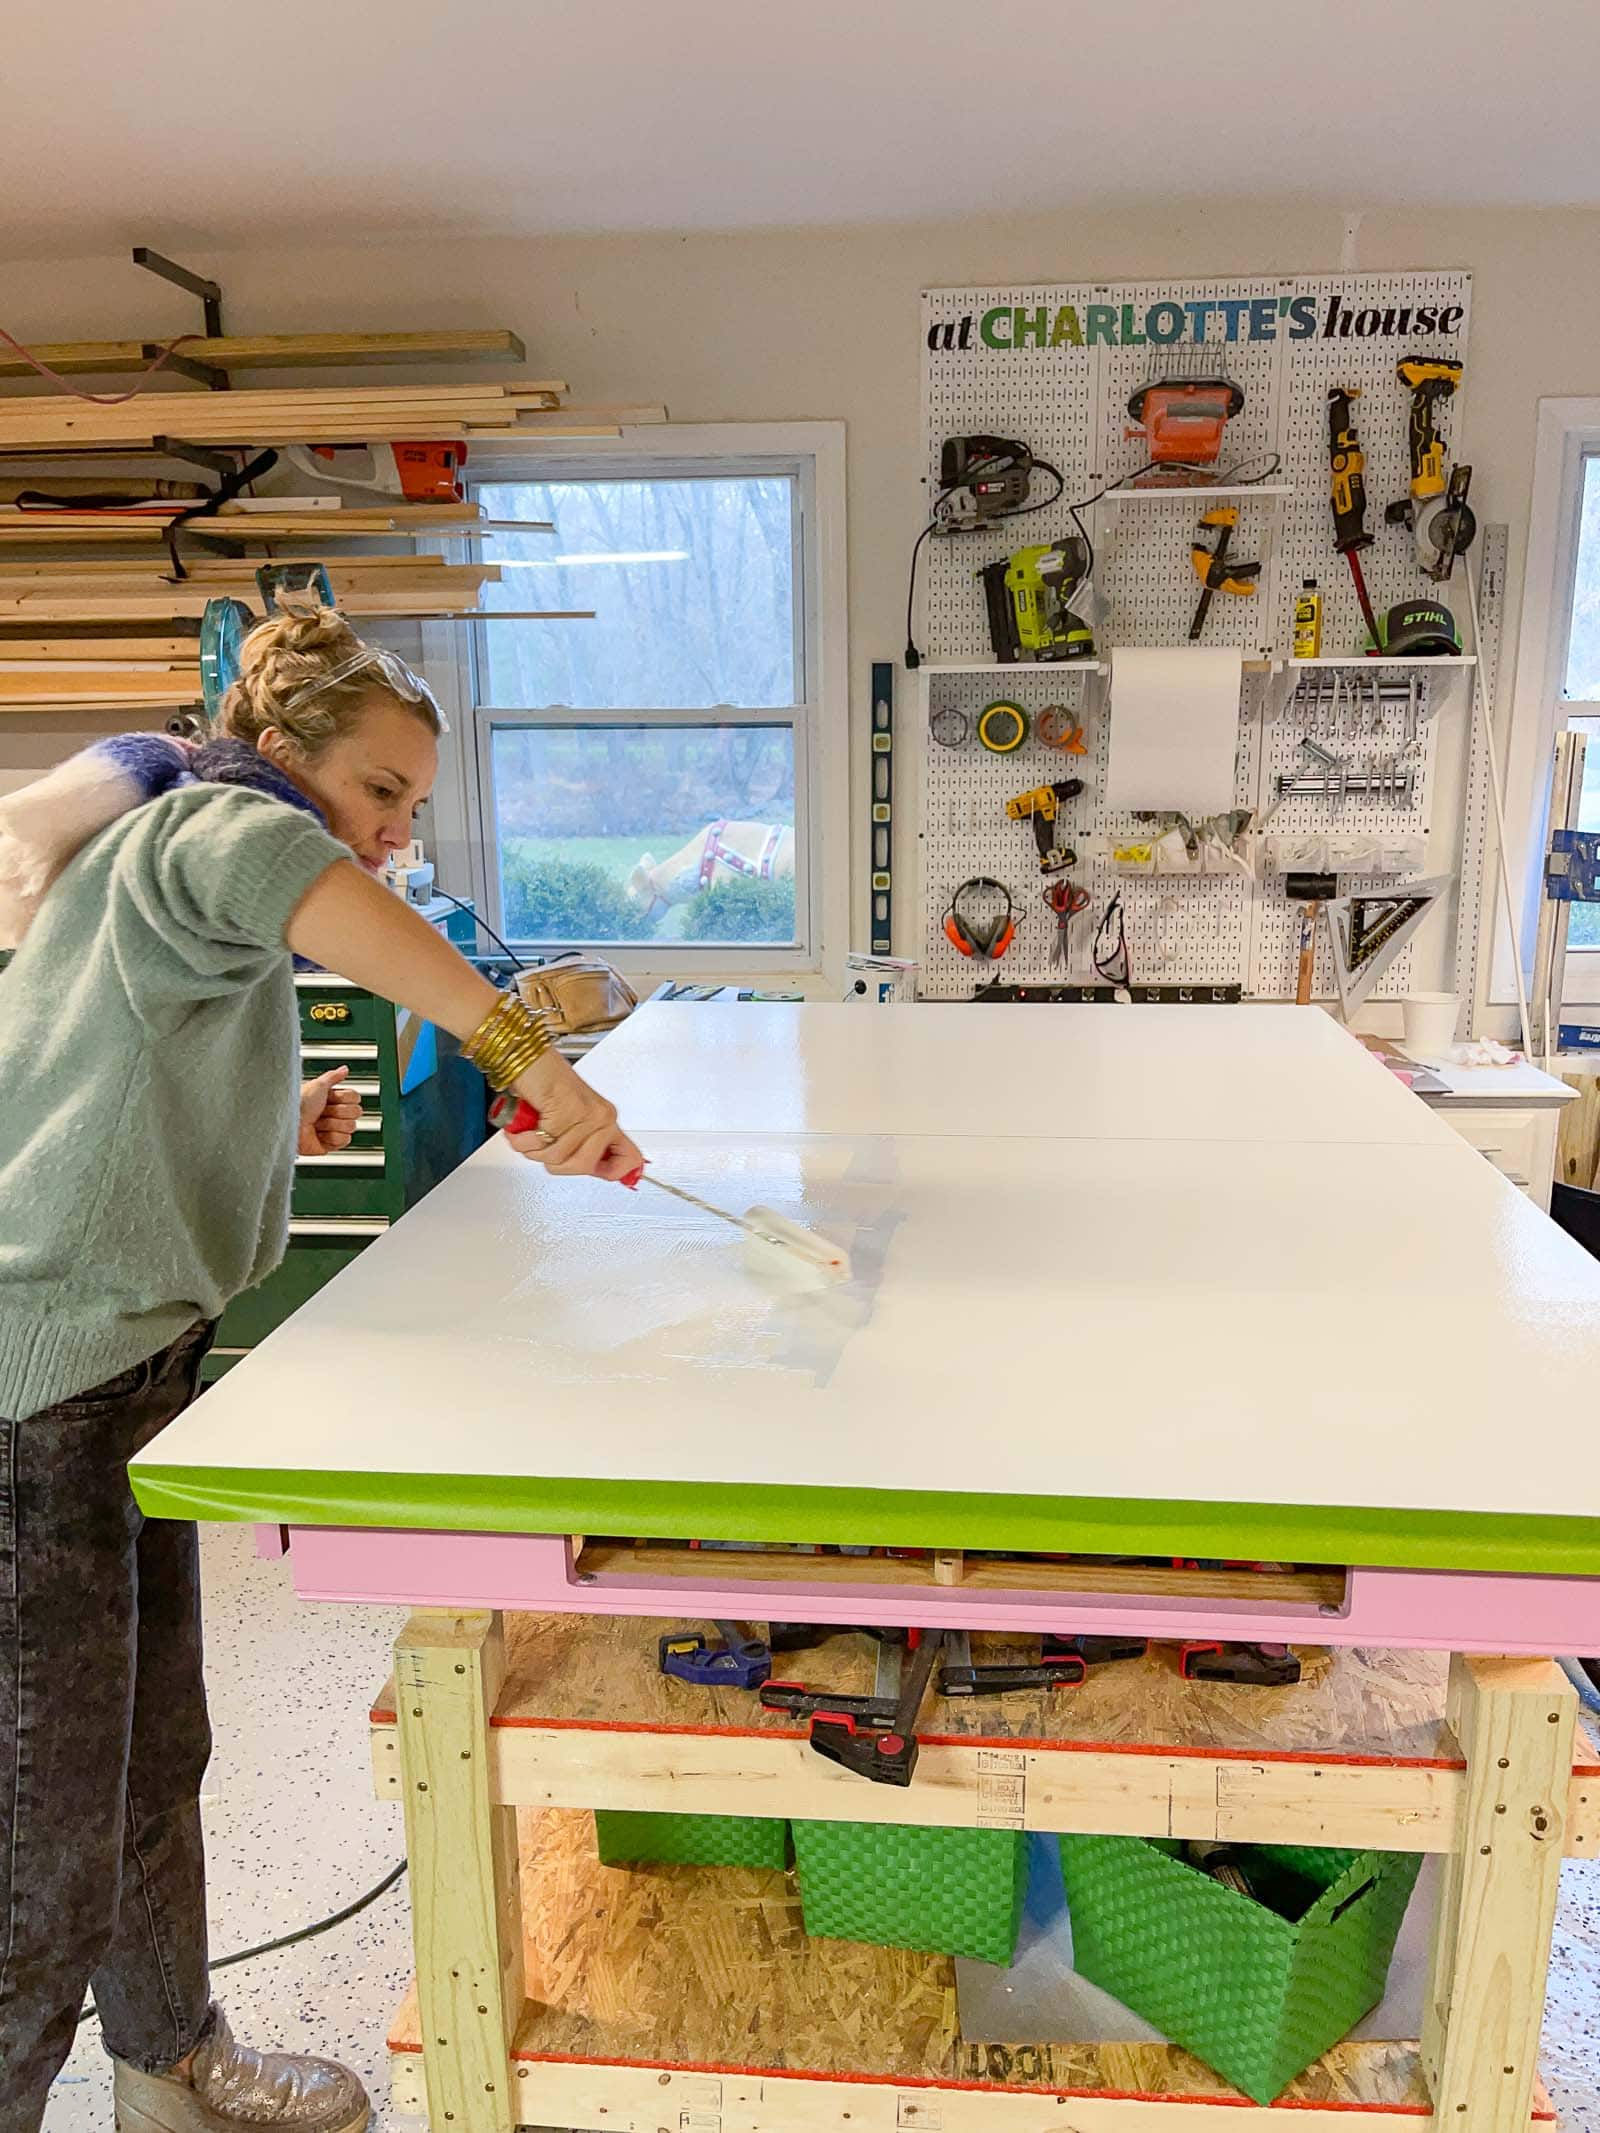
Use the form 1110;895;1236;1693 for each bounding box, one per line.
282;645;446;729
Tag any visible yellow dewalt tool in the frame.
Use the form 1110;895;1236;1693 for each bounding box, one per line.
1396;356;1462;501
1007;777;1084;873
1188;506;1259;640
1386;357;1475;580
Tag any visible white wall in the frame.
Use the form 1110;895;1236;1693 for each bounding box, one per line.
5;202;1599;1015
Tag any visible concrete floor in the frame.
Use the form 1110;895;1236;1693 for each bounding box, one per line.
41;1525;1600;2130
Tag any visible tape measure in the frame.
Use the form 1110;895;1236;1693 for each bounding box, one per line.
977;699;1029;754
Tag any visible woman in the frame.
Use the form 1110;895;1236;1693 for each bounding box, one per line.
0;604;643;2133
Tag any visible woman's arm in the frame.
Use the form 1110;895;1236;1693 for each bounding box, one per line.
287;859;643;1181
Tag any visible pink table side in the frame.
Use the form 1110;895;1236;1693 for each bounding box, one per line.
257;1522;1600;1657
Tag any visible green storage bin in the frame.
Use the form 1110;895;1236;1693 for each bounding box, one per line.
593;1809;790;1870
792;1819;1028;1966
1057;1836;1424;2105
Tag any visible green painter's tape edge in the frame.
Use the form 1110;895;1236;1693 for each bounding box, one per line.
127;1464;1600;1578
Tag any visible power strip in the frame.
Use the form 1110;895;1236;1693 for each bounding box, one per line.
973;983;1244;1004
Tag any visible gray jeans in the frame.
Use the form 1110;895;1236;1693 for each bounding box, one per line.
0;1319;216;2131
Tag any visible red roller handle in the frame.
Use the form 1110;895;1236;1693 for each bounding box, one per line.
489;1093;644;1188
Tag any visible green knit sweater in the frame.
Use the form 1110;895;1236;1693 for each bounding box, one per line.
0;784;348;1419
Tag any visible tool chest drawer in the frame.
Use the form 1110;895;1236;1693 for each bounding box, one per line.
1439;1108;1545;1190
297;988;385;1044
215;1241;372;1350
291;1159;398;1219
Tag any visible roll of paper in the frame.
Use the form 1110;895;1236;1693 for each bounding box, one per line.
1104;647;1243;815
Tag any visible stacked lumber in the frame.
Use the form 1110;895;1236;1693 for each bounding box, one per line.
0;323;638;714
0;504;493;545
0;383;667;453
0;329;529;379
0;559;501;613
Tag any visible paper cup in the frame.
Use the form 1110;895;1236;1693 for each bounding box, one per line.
1402;991;1460;1059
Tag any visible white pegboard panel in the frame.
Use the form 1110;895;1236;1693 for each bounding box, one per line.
917;274;1473;999
1272;273;1472;656
1249;664;1453;1000
921;285;1098;664
919;665;1259;1000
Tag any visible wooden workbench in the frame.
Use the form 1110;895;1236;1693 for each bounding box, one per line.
129;1002;1600;2131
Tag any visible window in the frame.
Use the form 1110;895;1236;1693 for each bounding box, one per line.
426;427;846;976
1561;459;1600;947
1501;401;1600;1007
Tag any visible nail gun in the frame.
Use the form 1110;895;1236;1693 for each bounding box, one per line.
981;540;1096;664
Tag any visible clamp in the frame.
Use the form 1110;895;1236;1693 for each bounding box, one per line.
1179;1641;1302;1687
1189;506;1261;640
1043;1633;1149;1666
807;1629;945;1787
658;1621;772;1690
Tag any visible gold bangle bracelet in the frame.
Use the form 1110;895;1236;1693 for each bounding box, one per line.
463;993;552;1091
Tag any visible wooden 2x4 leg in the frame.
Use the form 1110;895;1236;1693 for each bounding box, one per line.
394;1610;525;2133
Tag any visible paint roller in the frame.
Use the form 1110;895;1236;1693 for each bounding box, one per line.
489;1096;852;1281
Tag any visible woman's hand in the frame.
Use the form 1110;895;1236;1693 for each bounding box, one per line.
504;1050;645;1182
299;1065;363;1155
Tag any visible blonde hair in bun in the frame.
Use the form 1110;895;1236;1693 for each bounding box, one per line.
219;597;443;760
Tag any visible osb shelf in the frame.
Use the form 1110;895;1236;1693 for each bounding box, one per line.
369;1613;1600;1855
386;1808;1554;2129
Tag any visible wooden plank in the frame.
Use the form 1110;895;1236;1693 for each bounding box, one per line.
0;555;452;576
1556;1071;1600;1187
0;638;198;658
0;591;487;621
0;503;487;529
394;1610;523;2133
573;1540;1347;1610
369;1616;1600;1856
1422;1654;1577;2129
0;566;497;598
0;331;536;377
386;1808;1484;2128
0;668;199;701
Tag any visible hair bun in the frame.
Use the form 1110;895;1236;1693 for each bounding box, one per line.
237;599;357;680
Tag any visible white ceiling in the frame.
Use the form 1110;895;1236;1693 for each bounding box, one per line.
5;0;1600;254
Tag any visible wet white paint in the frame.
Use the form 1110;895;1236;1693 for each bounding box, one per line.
585;1001;1458;1149
135;1122;1600;1526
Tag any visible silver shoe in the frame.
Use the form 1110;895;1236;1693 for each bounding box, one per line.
112;2006;370;2133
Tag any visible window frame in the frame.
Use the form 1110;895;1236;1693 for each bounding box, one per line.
422;422;847;983
1499;400;1600;1004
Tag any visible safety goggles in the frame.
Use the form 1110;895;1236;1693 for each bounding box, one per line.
281;644;446;727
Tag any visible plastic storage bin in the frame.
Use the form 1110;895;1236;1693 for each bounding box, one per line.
792;1818;1029;1965
1057;1836;1424;2104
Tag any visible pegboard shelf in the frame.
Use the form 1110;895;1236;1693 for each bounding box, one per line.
1100;483;1297;504
921;657;1107;675
1278;655;1477;669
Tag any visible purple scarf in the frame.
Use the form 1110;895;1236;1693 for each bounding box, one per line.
0;731;326;949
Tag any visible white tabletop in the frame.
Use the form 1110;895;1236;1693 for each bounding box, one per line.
1413;1056;1578;1107
135;1100;1600;1536
586;1003;1457;1148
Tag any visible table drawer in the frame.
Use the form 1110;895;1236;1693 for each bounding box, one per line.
1443;1108;1544;1189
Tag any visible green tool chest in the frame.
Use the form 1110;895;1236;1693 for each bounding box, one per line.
205;904;487;1380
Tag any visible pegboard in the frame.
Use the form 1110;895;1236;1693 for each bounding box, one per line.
915;273;1474;1002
